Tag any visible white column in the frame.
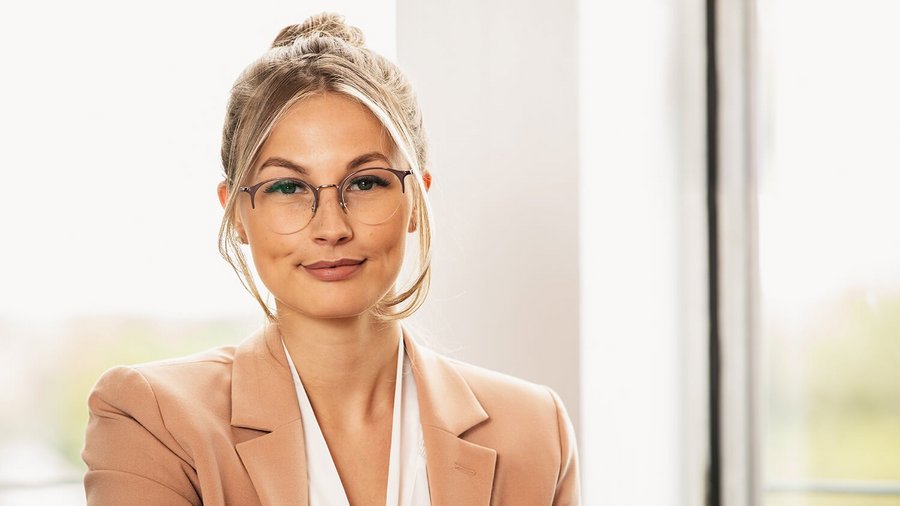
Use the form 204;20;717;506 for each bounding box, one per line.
396;0;581;434
579;0;707;505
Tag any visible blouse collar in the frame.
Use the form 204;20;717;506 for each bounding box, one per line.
281;334;430;505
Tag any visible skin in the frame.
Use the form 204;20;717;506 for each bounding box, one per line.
217;92;430;506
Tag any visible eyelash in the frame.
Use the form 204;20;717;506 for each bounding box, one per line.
264;179;308;195
347;175;391;191
262;174;393;195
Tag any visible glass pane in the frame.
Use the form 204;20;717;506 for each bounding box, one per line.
760;1;900;504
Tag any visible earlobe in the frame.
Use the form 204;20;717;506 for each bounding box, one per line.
235;218;248;243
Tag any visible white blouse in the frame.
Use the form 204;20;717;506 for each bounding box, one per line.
281;337;432;506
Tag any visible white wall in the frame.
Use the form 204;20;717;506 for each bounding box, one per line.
396;0;582;434
579;1;707;505
0;0;396;321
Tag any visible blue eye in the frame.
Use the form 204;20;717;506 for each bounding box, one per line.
264;179;308;195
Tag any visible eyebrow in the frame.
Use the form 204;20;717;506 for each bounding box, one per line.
258;152;392;176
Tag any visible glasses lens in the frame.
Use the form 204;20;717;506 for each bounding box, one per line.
341;169;405;225
253;177;315;234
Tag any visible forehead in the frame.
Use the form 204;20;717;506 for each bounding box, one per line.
260;92;397;168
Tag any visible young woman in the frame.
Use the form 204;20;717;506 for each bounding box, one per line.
82;13;580;506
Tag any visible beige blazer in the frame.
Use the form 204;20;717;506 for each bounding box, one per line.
82;325;580;505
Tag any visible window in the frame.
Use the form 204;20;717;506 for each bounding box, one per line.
758;1;900;504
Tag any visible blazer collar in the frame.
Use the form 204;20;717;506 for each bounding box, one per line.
229;323;496;506
403;329;497;505
231;324;298;431
231;324;308;505
402;328;489;435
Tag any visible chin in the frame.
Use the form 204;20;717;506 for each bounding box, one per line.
276;293;382;320
307;306;371;320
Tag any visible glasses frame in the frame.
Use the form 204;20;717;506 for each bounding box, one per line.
238;167;413;224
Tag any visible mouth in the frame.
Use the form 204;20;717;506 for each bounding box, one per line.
300;258;367;281
302;258;366;269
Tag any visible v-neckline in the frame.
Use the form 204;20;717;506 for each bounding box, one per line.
282;336;408;506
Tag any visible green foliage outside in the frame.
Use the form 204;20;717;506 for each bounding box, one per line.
765;290;900;506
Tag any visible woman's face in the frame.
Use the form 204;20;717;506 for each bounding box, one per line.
226;92;415;319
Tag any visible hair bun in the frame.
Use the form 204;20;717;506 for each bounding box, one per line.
272;12;366;49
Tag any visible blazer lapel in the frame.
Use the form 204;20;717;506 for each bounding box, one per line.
404;329;497;506
229;325;497;506
232;325;308;506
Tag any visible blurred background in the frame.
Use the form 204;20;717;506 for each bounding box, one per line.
1;0;898;505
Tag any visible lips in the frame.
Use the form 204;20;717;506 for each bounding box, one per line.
303;258;365;269
301;258;366;282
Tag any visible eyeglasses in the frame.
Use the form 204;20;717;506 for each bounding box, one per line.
239;167;413;234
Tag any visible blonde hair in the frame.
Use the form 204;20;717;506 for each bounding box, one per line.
217;12;433;322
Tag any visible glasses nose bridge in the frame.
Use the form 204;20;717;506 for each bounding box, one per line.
312;182;346;213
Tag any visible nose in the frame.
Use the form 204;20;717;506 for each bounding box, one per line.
309;185;352;245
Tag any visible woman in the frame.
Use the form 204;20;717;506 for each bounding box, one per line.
82;13;579;506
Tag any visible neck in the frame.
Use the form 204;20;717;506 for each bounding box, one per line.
276;307;402;426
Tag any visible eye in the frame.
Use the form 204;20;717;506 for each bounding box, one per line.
347;174;391;192
263;178;308;195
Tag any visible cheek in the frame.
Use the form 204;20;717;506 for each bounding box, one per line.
365;224;406;265
245;225;297;283
241;207;288;254
386;201;414;255
366;209;411;276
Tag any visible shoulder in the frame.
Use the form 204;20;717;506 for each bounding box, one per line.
424;351;581;502
87;344;239;448
90;345;237;409
431;351;574;451
83;346;241;505
443;355;563;419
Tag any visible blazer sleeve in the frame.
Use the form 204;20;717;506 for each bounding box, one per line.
82;366;201;506
546;386;581;505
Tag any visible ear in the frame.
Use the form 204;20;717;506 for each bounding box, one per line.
218;181;248;243
217;181;228;208
408;170;432;233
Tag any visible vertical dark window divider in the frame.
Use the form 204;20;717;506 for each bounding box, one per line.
706;0;722;505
